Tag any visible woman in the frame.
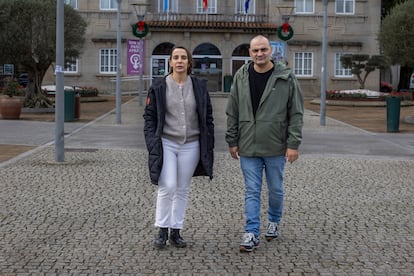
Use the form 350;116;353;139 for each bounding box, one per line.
143;46;214;249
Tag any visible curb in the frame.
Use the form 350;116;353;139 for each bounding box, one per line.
310;98;414;107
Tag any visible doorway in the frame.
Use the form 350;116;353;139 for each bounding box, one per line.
151;42;174;83
192;43;222;92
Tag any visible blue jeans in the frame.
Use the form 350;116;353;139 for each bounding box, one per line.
240;156;286;237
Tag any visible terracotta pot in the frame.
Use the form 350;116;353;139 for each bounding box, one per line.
0;97;22;119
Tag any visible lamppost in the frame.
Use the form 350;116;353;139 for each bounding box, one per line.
116;0;122;124
55;0;64;162
320;0;328;126
131;1;150;106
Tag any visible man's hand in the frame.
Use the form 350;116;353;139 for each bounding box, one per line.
285;148;299;163
229;146;240;160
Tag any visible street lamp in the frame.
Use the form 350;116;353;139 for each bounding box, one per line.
320;0;328;126
131;1;150;106
116;0;122;124
55;0;64;162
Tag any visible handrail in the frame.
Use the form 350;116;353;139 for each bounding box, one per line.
109;75;152;82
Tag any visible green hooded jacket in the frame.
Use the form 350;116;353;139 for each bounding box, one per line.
225;62;304;157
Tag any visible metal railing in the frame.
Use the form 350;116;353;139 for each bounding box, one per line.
79;9;268;22
145;12;269;23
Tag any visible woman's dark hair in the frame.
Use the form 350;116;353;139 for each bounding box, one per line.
169;46;193;75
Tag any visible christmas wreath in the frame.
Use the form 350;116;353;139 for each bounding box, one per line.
132;21;149;38
277;23;294;41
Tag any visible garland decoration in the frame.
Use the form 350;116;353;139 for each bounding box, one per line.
277;23;294;41
132;21;149;38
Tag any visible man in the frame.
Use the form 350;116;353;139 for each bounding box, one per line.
225;35;304;252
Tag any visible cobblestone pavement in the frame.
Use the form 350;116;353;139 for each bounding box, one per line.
1;97;414;275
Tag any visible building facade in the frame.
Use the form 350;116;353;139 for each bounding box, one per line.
44;0;382;98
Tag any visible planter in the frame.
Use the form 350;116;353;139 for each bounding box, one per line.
0;97;22;119
326;97;385;102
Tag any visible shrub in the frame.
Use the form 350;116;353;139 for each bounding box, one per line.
326;90;368;100
75;86;99;97
0;77;26;97
385;91;412;101
380;81;393;92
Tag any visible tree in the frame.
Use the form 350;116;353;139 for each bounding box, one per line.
381;0;408;18
0;0;87;108
378;0;414;90
378;0;414;67
340;54;389;89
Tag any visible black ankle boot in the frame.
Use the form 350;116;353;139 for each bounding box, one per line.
169;228;187;248
154;227;168;249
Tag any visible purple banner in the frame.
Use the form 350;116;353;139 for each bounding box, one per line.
127;39;145;75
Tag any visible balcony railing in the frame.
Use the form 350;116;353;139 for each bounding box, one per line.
145;12;269;23
79;10;269;23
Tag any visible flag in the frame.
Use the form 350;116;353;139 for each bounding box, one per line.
203;0;208;11
163;0;169;12
245;0;250;13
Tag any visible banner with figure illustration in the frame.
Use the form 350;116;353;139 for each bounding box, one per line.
270;41;286;65
127;39;145;75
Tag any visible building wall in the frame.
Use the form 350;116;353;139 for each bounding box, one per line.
284;0;382;97
43;0;382;98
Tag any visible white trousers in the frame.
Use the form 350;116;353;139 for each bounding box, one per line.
155;138;200;229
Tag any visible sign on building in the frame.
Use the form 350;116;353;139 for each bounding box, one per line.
127;39;145;75
270;41;286;65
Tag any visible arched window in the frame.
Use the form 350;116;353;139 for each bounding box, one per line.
153;42;174;55
193;43;221;55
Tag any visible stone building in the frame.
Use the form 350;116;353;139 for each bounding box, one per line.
44;0;382;98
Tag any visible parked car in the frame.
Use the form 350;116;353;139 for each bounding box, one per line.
410;72;414;89
17;73;29;87
41;85;75;96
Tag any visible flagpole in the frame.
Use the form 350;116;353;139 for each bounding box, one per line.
203;0;208;24
206;2;208;24
244;0;250;24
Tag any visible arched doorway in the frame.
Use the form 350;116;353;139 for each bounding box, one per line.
231;44;250;77
192;43;222;92
151;42;174;81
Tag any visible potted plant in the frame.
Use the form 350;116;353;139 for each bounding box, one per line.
0;77;23;119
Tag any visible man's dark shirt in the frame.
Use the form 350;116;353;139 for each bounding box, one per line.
248;63;274;117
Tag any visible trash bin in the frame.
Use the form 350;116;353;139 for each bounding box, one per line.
223;75;233;92
386;97;401;132
64;90;75;122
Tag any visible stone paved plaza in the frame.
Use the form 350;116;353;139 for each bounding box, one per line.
1;97;414;275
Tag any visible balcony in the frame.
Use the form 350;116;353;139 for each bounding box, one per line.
147;12;268;22
145;12;278;33
79;10;278;34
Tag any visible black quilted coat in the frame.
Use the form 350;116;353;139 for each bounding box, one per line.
143;76;214;185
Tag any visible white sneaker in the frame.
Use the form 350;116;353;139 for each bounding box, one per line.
265;222;279;241
239;232;260;252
